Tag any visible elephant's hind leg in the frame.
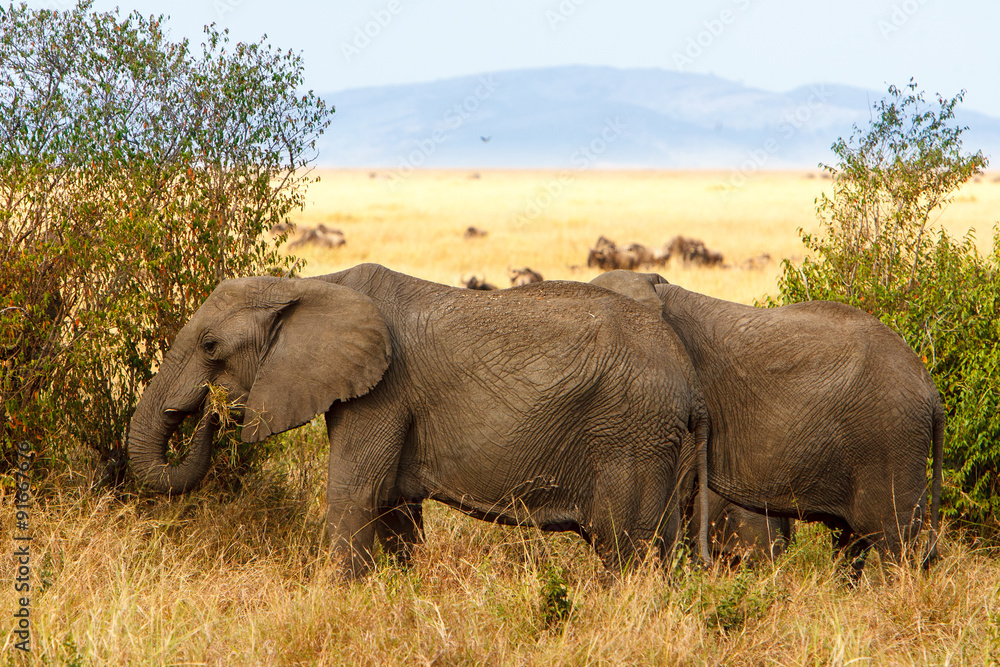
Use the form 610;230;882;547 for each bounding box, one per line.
376;500;424;566
828;520;871;583
589;459;677;573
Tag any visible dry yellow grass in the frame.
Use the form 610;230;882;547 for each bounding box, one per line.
5;169;1000;665
3;420;999;666
288;168;1000;304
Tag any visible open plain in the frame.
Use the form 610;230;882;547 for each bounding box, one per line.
288;168;1000;304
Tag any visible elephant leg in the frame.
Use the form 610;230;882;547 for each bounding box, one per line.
878;488;927;566
773;517;795;558
326;483;380;578
592;519;643;572
375;500;424;566
848;483;927;570
829;521;871;582
590;454;678;572
325;404;410;578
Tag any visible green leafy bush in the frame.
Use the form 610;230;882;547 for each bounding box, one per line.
769;81;998;532
538;564;573;629
0;1;331;486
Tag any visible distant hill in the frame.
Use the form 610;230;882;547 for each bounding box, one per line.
316;66;1000;170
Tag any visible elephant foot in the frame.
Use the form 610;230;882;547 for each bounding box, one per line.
830;527;871;585
375;501;424;568
328;541;376;581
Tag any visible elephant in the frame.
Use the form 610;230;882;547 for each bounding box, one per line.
590;270;943;574
128;263;712;576
675;434;793;564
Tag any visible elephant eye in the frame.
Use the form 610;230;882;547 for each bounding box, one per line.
202;339;219;356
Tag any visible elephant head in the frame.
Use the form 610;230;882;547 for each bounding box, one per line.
128;277;391;494
589;270;668;313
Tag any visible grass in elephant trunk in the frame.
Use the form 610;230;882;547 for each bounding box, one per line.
6;423;1000;665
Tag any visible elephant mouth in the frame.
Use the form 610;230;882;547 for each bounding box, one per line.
200;383;248;431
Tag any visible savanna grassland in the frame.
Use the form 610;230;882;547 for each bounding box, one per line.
4;170;1000;666
288;168;1000;303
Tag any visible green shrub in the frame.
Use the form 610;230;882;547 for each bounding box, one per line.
538;564;573;629
768;81;998;532
0;1;331;487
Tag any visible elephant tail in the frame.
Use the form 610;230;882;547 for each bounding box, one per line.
694;411;712;568
922;398;945;569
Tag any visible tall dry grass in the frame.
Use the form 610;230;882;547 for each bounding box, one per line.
3;421;1000;665
5;169;1000;665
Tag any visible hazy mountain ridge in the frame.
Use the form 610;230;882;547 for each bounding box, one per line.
316;66;1000;170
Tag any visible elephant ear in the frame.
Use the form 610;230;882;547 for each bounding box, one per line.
590;270;668;316
242;279;391;443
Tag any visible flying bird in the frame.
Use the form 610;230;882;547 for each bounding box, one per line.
480;136;491;142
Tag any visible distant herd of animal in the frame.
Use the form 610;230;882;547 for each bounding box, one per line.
273;222;769;290
130;242;941;579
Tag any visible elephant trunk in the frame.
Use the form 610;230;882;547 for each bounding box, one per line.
128;373;215;494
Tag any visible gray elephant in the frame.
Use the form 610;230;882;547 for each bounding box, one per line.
590;270;943;574
128;264;711;576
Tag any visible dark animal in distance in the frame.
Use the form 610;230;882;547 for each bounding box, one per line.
462;275;498;290
509;267;544;287
587;236;667;272
665;236;723;267
587;235;725;271
288;224;346;250
739;253;771;271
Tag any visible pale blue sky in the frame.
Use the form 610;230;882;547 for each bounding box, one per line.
29;0;1000;116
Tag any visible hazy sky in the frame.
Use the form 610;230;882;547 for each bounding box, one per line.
29;0;1000;116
